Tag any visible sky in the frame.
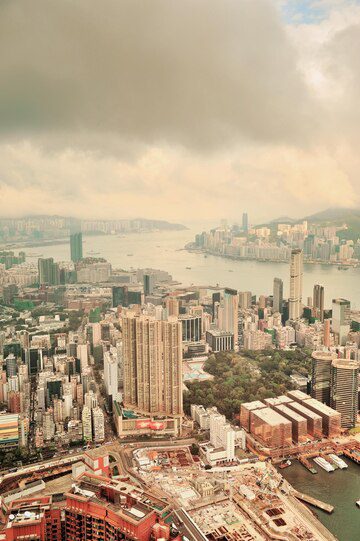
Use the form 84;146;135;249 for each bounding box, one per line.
0;0;360;225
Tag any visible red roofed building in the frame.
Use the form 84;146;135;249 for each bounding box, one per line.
83;448;110;477
4;496;62;541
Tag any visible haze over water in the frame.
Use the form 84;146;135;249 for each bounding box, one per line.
26;227;360;308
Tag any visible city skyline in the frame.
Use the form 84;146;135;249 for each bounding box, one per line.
1;1;360;222
1;3;360;540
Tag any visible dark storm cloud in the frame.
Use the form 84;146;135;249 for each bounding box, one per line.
0;0;313;151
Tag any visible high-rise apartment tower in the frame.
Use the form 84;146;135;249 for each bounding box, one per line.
289;249;303;320
273;278;283;314
122;313;183;417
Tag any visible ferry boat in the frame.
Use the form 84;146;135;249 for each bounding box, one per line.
279;459;292;469
313;457;335;472
328;454;348;469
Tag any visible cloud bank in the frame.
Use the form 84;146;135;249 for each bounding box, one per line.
0;0;359;223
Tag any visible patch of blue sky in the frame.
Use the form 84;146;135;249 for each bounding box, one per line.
281;0;360;25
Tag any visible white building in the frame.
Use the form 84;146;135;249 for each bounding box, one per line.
77;344;89;371
92;407;105;442
84;390;98;409
332;298;351;346
191;404;211;429
104;350;119;401
82;405;92;441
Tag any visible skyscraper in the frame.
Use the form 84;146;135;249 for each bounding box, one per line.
273;278;283;314
162;318;183;415
122;313;183;417
69;218;83;263
104;350;119;403
332;298;351;346
242;212;248;232
311;351;334;405
330;359;359;428
143;273;155;295
289;249;303;320
218;288;239;348
323;318;331;347
38;257;60;285
313;284;324;322
70;231;83;263
238;291;252;309
82;405;92;441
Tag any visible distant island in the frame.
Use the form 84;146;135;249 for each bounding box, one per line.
0;215;187;246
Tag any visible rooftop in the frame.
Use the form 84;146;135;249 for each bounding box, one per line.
68;472;168;521
304;398;340;417
264;396;292;407
332;359;359;370
286;390;310;401
241;400;267;411
84;446;109;459
206;329;234;337
287;402;321;420
274;404;306;423
252;407;291;426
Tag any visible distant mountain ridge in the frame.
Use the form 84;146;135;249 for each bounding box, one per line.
303;207;360;223
264;207;360;227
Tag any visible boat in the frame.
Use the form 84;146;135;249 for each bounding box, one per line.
186;266;191;270
313;456;335;472
127;253;133;256
356;500;360;508
338;265;349;270
328;454;348;469
279;459;292;469
228;269;233;272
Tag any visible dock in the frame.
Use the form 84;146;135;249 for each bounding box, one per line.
298;455;317;474
343;449;360;464
292;490;334;513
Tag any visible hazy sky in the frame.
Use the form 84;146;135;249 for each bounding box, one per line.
1;0;360;224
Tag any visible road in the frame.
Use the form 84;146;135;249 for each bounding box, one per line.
173;508;207;541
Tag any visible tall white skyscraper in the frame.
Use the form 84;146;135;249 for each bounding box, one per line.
104;350;119;402
289;249;303;320
332;298;350;345
218;288;239;348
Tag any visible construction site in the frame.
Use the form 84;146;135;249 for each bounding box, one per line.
133;445;338;541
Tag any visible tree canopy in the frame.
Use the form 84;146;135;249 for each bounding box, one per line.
184;350;311;422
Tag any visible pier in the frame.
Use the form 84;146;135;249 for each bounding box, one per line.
292;490;334;513
343;449;360;464
298;455;317;474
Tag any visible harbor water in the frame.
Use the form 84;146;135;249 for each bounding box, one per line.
280;459;360;541
23;227;360;307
